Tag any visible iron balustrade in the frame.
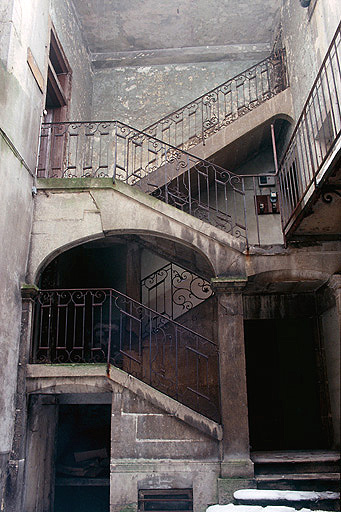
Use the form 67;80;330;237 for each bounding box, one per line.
278;23;341;236
141;262;213;322
143;50;288;151
30;288;220;421
37;119;280;247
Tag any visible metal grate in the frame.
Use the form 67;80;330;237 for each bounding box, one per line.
138;489;193;512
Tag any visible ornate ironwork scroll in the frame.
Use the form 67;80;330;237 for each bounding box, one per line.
141;262;213;322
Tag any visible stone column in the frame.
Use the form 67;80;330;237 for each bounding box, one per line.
211;277;253;480
3;285;38;512
126;243;141;303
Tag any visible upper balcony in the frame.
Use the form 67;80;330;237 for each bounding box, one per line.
278;23;341;242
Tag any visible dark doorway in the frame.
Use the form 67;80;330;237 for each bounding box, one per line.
54;404;111;512
245;318;327;450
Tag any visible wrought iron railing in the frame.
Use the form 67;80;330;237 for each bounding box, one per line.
37;119;280;247
143;50;288;151
278;23;341;235
141;262;213;321
30;288;220;421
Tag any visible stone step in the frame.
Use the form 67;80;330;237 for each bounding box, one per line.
252;451;340;464
208;506;332;512
255;473;341;492
256;473;340;482
233;489;340;511
252;451;340;477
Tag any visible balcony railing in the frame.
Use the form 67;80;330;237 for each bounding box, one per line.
141;262;213;322
144;50;288;151
30;288;220;421
37;120;281;247
278;23;341;236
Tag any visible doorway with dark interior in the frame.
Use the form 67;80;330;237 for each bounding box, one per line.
244;317;330;451
54;400;111;512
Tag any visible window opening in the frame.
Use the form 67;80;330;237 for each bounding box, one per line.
45;26;71;122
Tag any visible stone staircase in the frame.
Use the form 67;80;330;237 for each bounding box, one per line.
230;451;341;511
252;451;340;493
233;488;340;511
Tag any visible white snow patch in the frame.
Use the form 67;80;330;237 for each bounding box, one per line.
233;489;340;502
207;505;331;512
125;85;136;91
137;67;152;74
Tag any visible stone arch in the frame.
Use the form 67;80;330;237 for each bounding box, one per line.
32;229;218;286
247;268;331;290
28;182;245;284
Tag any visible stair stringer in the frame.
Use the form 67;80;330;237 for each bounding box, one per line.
26;363;222;441
191;88;294;161
136;88;294;193
29;178;246;283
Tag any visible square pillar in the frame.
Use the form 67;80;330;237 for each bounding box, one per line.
211;277;253;479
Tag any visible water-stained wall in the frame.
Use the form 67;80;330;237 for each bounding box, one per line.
0;0;49;498
91;59;261;129
281;0;341;119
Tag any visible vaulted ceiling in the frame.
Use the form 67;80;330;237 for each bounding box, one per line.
72;0;282;67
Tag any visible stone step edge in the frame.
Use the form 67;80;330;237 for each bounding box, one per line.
256;472;341;481
208;505;332;512
233;489;340;502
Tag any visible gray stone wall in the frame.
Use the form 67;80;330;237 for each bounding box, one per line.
110;389;220;512
281;0;341;120
91;59;260;129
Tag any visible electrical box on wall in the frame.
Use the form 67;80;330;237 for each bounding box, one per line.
256;193;280;214
258;175;276;187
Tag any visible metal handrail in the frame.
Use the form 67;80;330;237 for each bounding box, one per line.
278;22;340;235
143;49;288;150
30;287;220;421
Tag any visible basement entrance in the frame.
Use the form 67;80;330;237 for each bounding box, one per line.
54;402;111;512
245;318;328;451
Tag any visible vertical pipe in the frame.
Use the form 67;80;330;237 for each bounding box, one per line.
107;291;112;372
271;123;279;175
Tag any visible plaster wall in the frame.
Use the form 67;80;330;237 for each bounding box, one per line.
0;0;49;493
91;59;260;129
0;0;92;496
281;0;341;120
